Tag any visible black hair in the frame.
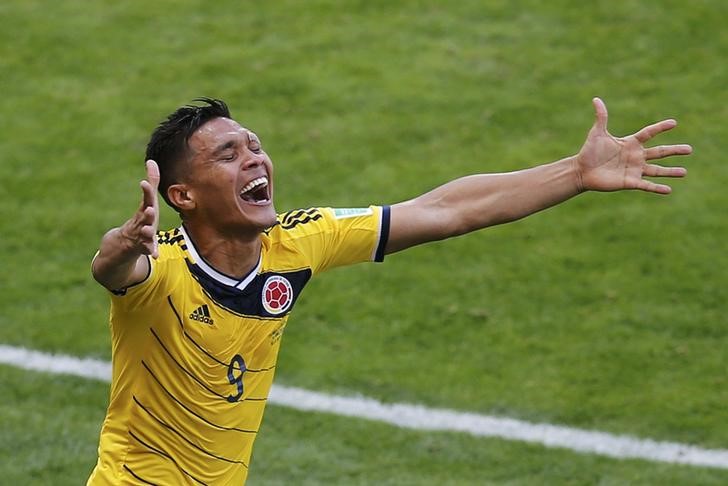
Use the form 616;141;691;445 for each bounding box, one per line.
145;97;231;210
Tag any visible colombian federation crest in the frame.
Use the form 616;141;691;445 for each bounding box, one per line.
262;275;294;315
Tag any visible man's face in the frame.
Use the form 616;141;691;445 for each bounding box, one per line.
183;117;277;235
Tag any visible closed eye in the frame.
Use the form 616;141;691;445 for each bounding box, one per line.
248;132;262;153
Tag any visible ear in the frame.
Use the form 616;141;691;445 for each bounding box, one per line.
167;183;196;211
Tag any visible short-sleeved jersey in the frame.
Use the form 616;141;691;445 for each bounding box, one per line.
87;206;390;486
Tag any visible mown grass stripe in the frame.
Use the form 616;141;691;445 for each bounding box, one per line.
2;343;727;469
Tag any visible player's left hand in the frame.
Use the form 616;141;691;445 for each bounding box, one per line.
576;97;691;194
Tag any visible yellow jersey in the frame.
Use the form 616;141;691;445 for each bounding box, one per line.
88;206;390;485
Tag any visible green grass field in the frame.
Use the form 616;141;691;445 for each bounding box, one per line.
1;0;727;483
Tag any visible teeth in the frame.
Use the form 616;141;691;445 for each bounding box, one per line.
240;177;268;195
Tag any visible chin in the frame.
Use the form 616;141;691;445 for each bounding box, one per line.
261;208;279;229
248;203;278;232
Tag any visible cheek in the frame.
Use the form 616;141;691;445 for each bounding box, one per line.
195;175;238;207
202;171;236;189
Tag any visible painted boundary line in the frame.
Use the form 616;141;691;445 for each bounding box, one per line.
2;344;728;469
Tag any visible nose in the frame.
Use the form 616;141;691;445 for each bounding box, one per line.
241;155;263;171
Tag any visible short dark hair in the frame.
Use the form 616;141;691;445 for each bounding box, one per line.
145;97;231;210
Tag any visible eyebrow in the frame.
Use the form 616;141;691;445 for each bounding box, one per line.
212;140;236;156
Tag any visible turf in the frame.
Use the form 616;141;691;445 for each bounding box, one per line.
1;0;727;483
3;366;728;485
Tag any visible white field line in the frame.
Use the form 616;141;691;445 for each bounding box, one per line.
2;344;728;470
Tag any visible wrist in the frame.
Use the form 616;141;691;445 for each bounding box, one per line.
567;155;585;194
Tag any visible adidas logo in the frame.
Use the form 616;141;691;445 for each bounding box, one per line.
189;304;214;325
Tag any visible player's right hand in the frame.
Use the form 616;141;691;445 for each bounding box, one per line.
119;160;160;258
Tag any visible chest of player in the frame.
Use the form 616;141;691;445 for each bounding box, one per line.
172;264;312;357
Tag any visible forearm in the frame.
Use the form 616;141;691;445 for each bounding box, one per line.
436;156;583;235
387;156;582;253
92;227;149;291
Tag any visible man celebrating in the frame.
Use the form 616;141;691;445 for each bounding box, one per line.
88;97;690;484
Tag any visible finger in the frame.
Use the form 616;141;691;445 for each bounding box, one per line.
146;160;160;191
138;205;156;225
141;160;160;207
139;224;156;240
642;163;688;178
636;179;672;194
139;240;157;258
139;223;159;259
145;161;160;234
644;144;692;160
140;180;157;210
633;119;677;144
592;97;608;133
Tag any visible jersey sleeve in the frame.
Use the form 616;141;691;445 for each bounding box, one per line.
278;205;390;275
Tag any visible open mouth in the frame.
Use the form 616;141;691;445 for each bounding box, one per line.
239;176;270;204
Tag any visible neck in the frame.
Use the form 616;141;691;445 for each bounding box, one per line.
183;221;262;280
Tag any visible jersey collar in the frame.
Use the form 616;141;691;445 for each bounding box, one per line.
179;225;261;291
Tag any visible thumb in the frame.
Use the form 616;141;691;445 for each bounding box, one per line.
591;97;608;134
146;160;160;191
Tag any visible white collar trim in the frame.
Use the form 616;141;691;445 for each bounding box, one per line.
179;225;261;290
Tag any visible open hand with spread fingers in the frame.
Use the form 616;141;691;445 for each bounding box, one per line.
575;97;691;194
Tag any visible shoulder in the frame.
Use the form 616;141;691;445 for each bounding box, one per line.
266;207;331;242
266;207;388;242
155;227;189;262
157;227;185;247
275;208;329;231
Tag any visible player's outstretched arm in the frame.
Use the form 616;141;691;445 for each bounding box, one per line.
386;98;691;254
92;160;160;291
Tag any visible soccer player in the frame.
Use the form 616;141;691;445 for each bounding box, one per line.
88;97;690;484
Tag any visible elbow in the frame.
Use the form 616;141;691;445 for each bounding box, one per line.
91;254;116;291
